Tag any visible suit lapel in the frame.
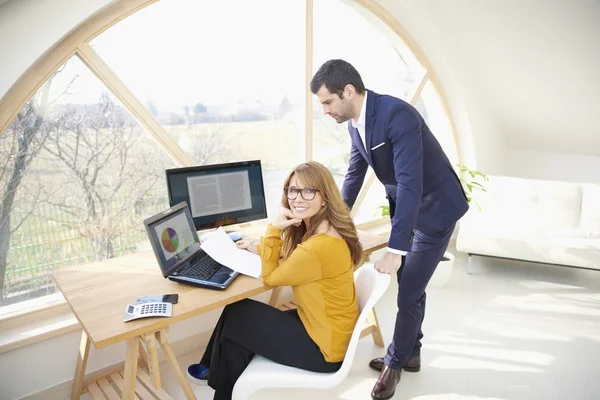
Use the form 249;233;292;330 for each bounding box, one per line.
349;123;369;161
365;90;376;165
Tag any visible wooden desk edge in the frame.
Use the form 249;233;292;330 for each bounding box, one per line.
92;283;273;349
364;242;387;255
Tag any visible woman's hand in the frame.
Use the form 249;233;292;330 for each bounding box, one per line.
272;207;302;231
235;240;258;254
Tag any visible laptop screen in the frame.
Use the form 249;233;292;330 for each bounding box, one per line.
145;203;201;275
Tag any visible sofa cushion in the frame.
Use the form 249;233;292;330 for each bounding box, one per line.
543;228;600;240
581;184;600;232
537;182;583;229
473;176;582;230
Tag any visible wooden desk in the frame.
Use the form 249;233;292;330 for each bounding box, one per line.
54;227;387;400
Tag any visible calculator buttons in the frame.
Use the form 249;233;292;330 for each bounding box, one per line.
124;302;173;322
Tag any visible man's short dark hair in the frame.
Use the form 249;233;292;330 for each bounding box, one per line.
310;59;365;98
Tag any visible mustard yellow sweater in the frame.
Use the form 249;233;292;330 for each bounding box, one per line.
258;224;359;362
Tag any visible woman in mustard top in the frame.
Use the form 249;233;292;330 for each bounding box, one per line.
187;161;363;400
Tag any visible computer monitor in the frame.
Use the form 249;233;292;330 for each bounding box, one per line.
166;160;268;232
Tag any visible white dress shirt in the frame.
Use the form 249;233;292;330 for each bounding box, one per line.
351;92;408;258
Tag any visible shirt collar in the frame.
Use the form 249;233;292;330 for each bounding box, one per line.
351;91;368;128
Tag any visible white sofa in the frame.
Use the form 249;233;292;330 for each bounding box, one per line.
456;175;600;270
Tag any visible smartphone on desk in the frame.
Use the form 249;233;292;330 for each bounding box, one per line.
136;294;179;304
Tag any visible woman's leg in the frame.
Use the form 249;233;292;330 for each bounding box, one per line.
198;308;297;368
206;298;342;399
211;338;253;400
199;312;222;367
220;299;341;372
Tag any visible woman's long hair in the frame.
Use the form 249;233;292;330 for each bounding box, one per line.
280;161;363;267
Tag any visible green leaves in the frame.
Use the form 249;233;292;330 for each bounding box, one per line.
373;164;489;216
456;163;488;210
374;205;390;217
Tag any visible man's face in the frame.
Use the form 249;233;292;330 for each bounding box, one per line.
315;84;354;124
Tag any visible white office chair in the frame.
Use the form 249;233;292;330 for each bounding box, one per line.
232;263;391;400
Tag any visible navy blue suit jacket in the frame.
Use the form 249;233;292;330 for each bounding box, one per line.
341;90;469;252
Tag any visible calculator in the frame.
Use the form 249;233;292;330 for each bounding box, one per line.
123;302;173;322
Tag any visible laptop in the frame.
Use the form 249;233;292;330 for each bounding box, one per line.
143;202;240;290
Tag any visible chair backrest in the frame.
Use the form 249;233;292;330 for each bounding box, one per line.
332;263;390;383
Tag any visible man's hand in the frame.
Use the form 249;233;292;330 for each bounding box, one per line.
272;207;302;231
374;251;404;275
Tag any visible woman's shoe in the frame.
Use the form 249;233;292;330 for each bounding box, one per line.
187;363;210;384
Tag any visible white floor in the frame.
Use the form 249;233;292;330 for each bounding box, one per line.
157;251;600;400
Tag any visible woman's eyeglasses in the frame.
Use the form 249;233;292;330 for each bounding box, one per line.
284;187;319;200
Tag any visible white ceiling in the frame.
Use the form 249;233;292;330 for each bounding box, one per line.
378;0;600;155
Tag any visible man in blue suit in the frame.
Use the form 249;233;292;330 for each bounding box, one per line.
311;59;469;400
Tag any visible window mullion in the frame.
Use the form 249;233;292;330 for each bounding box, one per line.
75;43;194;167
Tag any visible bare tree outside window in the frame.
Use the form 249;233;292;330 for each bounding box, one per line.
0;70;67;304
0;103;53;303
1;60;174;306
41;93;168;262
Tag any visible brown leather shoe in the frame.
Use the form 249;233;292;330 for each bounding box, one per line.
371;365;401;400
369;355;421;373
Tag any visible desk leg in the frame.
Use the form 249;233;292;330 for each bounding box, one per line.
122;338;139;400
268;287;282;307
142;333;162;390
70;331;91;400
368;308;385;347
157;330;196;400
138;338;149;369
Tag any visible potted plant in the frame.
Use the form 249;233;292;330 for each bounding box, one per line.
374;164;488;287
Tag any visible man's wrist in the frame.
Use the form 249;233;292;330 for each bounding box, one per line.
386;247;407;256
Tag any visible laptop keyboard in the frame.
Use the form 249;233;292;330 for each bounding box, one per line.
179;255;221;281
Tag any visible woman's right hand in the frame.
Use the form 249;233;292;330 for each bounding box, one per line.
272;207;302;231
235;240;258;254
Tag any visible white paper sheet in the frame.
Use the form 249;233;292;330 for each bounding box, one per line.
200;227;261;278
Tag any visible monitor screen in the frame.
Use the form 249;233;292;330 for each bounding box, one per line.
166;160;268;231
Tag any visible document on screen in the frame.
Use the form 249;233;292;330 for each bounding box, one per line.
200;227;261;278
187;171;252;218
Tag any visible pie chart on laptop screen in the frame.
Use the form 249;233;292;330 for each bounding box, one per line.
161;227;179;253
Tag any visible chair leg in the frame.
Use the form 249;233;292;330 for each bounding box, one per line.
466;254;473;275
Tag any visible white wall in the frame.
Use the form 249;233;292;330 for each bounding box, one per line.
0;0;114;100
505;149;600;184
375;0;600;174
374;0;507;174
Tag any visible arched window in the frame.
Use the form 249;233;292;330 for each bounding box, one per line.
0;0;460;308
